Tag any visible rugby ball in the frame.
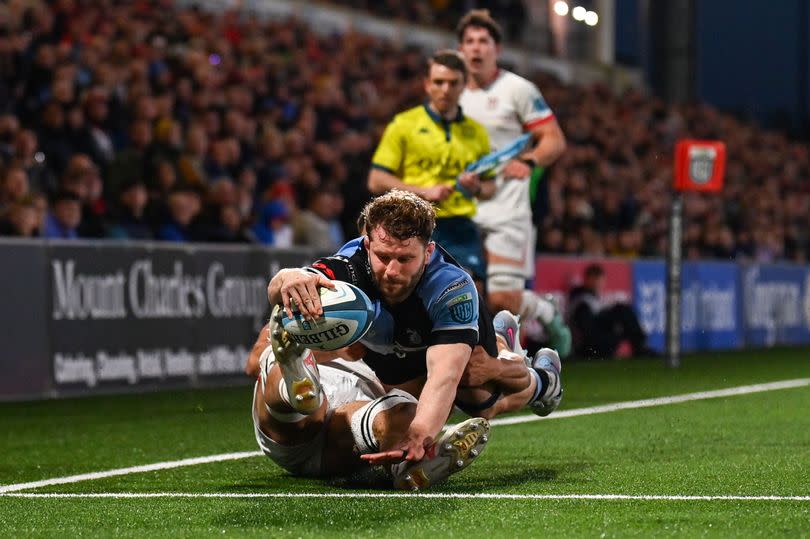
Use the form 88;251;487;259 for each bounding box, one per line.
281;280;376;351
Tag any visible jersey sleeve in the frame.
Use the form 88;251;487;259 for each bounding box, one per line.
427;275;480;349
370;116;405;174
514;78;555;131
306;238;362;284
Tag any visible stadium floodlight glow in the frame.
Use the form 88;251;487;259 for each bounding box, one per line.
572;6;587;21
584;10;599;26
553;1;569;16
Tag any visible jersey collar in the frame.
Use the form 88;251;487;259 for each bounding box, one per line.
469;68;502;91
423;101;465;124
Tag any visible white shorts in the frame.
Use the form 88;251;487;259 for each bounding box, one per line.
252;359;384;477
476;216;536;290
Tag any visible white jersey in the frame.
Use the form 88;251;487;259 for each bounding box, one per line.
460;70;555;226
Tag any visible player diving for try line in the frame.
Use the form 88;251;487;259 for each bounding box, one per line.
247;190;563;490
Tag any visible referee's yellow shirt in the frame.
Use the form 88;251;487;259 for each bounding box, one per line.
371;103;490;219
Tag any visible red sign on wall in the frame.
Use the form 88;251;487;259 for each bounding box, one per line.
674;139;726;193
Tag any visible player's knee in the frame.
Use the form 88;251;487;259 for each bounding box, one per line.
349;389;417;454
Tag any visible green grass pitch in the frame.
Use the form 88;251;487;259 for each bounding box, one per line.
1;348;809;537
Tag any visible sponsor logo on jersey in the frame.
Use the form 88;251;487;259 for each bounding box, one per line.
532;97;549;113
487;96;498;109
414;156;466;176
418;126;430;134
438;277;470;301
448;292;474;323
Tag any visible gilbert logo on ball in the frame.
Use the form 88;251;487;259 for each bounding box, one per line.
674;139;726;193
281;280;376;351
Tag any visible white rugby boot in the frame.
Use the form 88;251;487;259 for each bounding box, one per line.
391;417;490;491
269;304;322;414
493;310;526;356
528;347;563;417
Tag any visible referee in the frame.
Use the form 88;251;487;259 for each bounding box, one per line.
367;50;493;283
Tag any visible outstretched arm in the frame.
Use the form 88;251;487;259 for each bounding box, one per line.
362;342;471;464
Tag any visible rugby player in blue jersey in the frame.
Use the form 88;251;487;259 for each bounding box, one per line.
254;190;562;488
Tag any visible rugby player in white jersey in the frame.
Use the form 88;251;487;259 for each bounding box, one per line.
458;10;572;358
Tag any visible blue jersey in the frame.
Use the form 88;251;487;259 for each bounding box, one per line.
308;237;497;384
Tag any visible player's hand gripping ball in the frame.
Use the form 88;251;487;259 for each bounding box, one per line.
280;281;376;351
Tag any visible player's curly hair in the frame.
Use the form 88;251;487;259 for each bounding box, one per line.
361;190;435;244
456;9;503;44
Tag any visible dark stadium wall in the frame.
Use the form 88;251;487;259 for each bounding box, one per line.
695;0;805;134
617;0;809;135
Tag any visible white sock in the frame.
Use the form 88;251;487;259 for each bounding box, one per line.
519;290;556;325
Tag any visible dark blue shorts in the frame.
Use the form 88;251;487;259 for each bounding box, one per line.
432;217;487;280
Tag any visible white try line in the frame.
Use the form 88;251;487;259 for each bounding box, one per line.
2;492;810;502
491;377;810;426
1;377;808;495
0;452;261;494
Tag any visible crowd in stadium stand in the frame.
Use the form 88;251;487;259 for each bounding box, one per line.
0;1;808;262
321;0;528;43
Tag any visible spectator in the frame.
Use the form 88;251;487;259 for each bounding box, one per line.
196;179;237;240
0;0;805;260
13;129;56;195
293;185;345;250
157;185;202;242
61;154;106;238
106;119;154;204
567;263;654;359
211;203;252;243
251;200;293;247
106;179;154;240
176;123;209;187
81;87;116;166
0;165;30;212
43;190;82;239
36;100;72;176
0;198;40;237
0;114;20;164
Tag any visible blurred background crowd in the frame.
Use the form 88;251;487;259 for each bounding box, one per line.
1;0;808;263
